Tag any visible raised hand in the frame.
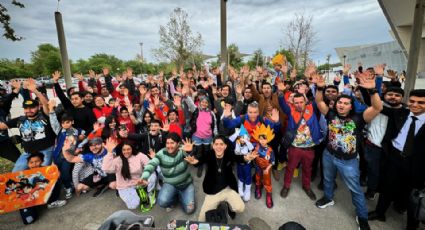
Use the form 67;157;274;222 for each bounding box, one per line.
357;71;376;89
386;69;397;79
105;138;118;153
315;74;326;88
48;99;56;112
26;78;38;92
244;151;258;161
161;120;170;132
290;69;297;80
277;81;286;92
74;73;84;82
10;79;21;91
374;64;385;76
102;67;110;76
235;84;243;95
182;138;194;152
184;155;199;165
148;149;156;158
222;105;232;118
271;108;279;122
343;64;352;75
139;86;147;96
282;63;288;74
52;71;61;83
88;70;95;79
173;95;182;107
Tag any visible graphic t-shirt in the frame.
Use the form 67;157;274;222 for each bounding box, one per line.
292;119;315;148
325;110;365;159
80;149;107;177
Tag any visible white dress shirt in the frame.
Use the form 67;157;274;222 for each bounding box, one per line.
392;112;425;151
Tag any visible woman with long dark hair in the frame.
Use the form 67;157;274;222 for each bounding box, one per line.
139;110;154;134
102;139;157;209
101;115;119;141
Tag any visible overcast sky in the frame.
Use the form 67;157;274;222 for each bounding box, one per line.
0;0;393;65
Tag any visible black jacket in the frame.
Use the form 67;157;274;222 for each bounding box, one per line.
381;106;425;188
197;148;245;195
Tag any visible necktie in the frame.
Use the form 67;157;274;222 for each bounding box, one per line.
402;116;417;157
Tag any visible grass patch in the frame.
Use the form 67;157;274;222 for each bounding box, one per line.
0;143;21;174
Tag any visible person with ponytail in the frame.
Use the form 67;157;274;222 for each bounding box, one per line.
102;139;157;209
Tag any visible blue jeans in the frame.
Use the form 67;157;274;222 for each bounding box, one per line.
322;149;368;219
157;183;195;214
54;155;73;189
364;143;383;192
12;146;54;172
192;135;213;145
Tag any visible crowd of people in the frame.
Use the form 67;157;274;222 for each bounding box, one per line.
0;53;424;230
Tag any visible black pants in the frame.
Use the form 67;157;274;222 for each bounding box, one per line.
375;146;419;229
0;138;21;162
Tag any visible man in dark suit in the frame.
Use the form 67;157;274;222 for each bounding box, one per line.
369;89;425;230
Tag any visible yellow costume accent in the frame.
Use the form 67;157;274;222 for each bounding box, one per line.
252;124;275;143
271;54;287;66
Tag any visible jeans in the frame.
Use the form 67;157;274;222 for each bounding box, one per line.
322;149;368;219
12;145;54;172
364;143;383;192
157;183;195;214
54;155;73;189
192;135;213;145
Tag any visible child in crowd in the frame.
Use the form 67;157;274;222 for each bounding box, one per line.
229;125;254;201
252;124;275;208
19;153;67;225
48;99;87;199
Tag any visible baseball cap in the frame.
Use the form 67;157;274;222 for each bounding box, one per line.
23;99;39;108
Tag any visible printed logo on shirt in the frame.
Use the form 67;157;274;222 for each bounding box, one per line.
19;120;47;142
328;117;357;154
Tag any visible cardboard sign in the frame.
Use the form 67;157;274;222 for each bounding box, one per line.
0;165;59;214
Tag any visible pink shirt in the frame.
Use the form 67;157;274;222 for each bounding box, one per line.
194;110;213;139
102;152;149;190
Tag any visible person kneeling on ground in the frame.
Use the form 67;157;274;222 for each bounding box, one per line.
19;153;67;225
185;135;258;222
102;139;157;209
62;137;116;197
138;133;195;214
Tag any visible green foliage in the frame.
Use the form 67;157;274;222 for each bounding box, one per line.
0;58;33;80
227;43;243;69
318;62;341;71
30;43;62;76
247;49;265;69
0;1;25;41
125;60;157;75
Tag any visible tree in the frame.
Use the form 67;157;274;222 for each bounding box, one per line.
226;43;244;69
0;0;24;41
283;12;317;70
0;58;33;79
247;49;265;69
30;44;62;76
84;53;124;74
152;7;204;68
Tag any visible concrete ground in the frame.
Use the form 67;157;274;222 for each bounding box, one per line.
1;79;425;230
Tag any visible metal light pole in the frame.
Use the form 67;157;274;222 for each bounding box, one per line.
139;42;144;62
55;11;72;89
220;0;228;80
343;55;346;66
326;54;331;83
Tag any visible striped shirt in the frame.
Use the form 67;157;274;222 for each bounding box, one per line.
141;148;192;188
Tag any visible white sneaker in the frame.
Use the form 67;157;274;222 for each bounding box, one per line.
243;184;251;202
65;188;73;199
47;200;67;209
237;180;244;197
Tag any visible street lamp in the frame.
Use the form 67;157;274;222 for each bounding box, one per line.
343;55;346;66
139;42;144;62
326;54;331;83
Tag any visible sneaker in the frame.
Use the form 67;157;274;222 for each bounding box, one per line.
93;184;108;197
293;168;299;178
277;162;287;171
272;170;280;181
280;187;289;198
356;216;371;230
315;196;334;209
148;190;156;205
218;201;236;219
368;211;386;222
65;188;73;200
302;187;317;201
266;193;273;208
47;200;67;209
364;190;377;201
255;185;262;199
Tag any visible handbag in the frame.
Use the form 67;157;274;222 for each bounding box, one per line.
281;113;304;149
410;189;425;221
